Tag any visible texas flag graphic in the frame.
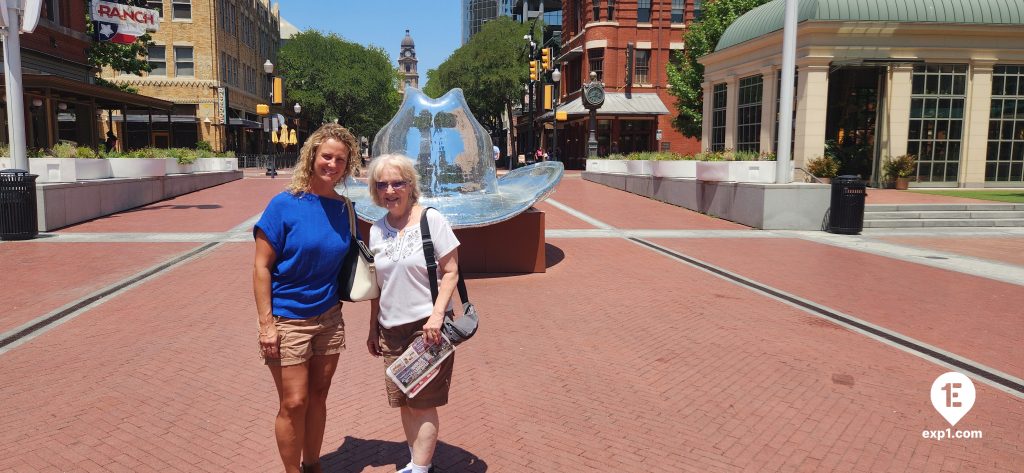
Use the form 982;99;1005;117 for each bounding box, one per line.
90;0;159;44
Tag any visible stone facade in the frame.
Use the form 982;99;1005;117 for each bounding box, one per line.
398;30;419;93
102;0;281;152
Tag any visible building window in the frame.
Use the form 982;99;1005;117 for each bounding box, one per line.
986;65;1024;182
592;0;600;21
146;0;163;19
909;64;967;183
148;46;166;75
637;0;651;23
694;0;703;21
405;63;411;73
736;75;763;152
773;68;798;154
634;49;650;84
172;0;191;20
607;0;615;20
42;0;59;23
671;0;684;23
174;46;193;77
711;83;727;151
588;48;604;81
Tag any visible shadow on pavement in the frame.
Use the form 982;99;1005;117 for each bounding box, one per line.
544;243;565;268
320;436;487;472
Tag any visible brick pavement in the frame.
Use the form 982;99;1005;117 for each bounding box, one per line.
0;176;1021;472
875;236;1024;267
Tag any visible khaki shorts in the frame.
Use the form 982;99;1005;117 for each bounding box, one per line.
380;318;454;408
261;303;345;366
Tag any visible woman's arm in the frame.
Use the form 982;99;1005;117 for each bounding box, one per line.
422;248;460;345
253;229;280;358
367;298;382;356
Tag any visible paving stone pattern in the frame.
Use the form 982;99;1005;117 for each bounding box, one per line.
0;177;1021;472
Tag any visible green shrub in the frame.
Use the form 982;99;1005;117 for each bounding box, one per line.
217;150;236;158
27;147;45;158
75;146;97;159
0;142;8;157
623;151;688;161
604;153;627;160
806;155;840;178
50;142;78;158
167;148;198;164
883;154;916;179
195;140;212;151
195;149;214;159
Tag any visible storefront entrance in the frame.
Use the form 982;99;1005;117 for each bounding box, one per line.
826;66;884;184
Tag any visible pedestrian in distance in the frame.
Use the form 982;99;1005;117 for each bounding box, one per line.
365;154;460;473
104;131;118;153
253;123;359;473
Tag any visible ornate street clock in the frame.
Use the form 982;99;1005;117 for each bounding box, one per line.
582;72;605;110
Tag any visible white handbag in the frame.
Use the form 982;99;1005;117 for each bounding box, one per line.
338;197;380;302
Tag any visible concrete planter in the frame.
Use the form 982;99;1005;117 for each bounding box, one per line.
625;160;654;176
194;157;238;172
0;157;112;182
602;159;629;174
585;159;603;173
697;161;776;183
165;158;196;175
108;158;168;178
651;160;697;178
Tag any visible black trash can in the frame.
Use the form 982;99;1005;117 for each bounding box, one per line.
0;169;39;241
828;175;866;234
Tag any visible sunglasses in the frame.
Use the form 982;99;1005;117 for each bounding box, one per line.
374;180;409;191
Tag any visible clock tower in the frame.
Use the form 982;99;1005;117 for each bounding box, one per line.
398;29;419;93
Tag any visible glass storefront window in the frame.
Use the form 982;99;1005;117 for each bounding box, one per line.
908;64;967;182
736;75;763;152
711;83;727;151
986;65;1024;182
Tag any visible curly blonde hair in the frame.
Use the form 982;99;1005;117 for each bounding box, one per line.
287;123;359;195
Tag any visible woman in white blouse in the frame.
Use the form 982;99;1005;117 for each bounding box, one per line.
365;154;460;473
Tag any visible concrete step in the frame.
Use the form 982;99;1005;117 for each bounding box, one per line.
863;218;1024;228
866;203;1024;212
865;210;1024;220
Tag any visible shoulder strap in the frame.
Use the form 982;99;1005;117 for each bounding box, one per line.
420;207;469;305
343;196;359;242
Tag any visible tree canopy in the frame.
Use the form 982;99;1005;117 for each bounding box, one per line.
666;0;769;138
423;17;538;135
86;0;154;93
278;30;401;139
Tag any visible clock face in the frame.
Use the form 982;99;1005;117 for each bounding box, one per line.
586;86;604;105
404;50;412;58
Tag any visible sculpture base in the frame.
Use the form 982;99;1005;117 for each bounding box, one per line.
356;208;546;274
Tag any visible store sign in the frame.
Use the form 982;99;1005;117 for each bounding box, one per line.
91;0;159;44
216;87;229;125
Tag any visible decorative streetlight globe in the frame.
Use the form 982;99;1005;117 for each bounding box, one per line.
293;103;301;114
551;68;561;83
263;60;274;74
551;68;561;163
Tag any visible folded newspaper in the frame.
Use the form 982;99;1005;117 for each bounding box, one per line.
386;334;455;398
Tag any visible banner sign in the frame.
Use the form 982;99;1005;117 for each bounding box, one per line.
91;0;159;44
216;87;229;125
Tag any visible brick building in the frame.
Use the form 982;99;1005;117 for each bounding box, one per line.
1;0;171;151
102;0;283;152
550;0;703;168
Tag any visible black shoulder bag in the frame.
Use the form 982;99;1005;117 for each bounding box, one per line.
420;207;479;345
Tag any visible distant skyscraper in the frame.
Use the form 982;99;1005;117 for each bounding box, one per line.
461;0;513;44
399;30;419;93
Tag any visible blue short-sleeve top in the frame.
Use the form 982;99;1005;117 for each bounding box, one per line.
254;191;351;319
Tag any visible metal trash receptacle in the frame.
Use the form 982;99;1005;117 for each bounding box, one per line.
828;175;866;234
0;169;39;241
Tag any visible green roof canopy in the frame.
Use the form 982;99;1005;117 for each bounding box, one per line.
716;0;1024;52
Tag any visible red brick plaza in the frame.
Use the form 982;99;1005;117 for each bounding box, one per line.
0;173;1021;472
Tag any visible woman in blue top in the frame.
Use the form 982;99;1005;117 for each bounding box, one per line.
253;123;357;473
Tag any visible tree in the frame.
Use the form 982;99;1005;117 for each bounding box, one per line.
278;30;401;139
423;17;538;137
666;0;769;138
86;0;154;93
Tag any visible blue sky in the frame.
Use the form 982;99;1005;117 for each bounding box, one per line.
279;1;462;85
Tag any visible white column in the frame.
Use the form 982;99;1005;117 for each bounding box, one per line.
3;6;29;170
962;61;995;188
882;64;914;164
724;75;738;150
701;81;713;149
760;67;778;154
792;62;829;169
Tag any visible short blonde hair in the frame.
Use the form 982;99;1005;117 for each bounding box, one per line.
366;154;421;207
287;123;359;195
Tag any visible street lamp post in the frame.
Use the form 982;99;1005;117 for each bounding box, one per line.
264;60;277;178
293;103;301;150
551;68;561;163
